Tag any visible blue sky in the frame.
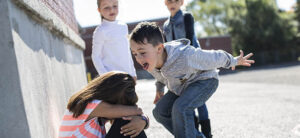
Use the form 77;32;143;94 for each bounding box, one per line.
73;0;296;27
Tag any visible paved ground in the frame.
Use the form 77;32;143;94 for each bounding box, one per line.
135;62;300;138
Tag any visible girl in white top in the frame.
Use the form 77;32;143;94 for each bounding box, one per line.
92;0;136;78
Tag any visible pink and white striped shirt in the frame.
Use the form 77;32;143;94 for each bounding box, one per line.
59;100;106;138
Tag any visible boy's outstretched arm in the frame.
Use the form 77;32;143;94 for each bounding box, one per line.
232;50;255;70
185;47;253;70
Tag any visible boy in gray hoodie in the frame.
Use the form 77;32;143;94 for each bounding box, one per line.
129;22;254;138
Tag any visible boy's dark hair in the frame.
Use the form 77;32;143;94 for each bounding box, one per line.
67;71;138;118
129;22;164;46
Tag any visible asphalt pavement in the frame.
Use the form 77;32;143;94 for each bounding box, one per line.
135;62;300;138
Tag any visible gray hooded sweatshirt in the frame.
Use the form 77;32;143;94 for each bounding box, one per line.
150;39;238;96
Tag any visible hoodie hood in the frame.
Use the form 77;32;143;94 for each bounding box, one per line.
161;38;191;69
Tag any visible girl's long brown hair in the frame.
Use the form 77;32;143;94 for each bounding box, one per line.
67;71;138;118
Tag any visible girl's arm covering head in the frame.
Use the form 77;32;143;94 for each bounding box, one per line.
90;101;143;118
67;71;138;118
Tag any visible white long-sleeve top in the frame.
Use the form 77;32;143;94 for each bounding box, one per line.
92;19;136;77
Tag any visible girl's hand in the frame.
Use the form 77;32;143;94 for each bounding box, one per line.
120;116;146;138
153;91;164;104
232;50;255;70
136;107;143;115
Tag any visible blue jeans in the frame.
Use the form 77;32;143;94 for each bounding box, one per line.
153;78;218;138
197;103;209;122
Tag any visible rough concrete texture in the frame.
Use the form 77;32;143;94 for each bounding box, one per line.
135;63;300;138
11;0;85;49
0;0;30;137
0;0;87;138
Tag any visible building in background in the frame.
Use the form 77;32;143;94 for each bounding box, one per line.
80;18;232;79
199;35;232;53
0;0;86;137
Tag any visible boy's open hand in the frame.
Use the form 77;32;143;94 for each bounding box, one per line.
232;50;255;70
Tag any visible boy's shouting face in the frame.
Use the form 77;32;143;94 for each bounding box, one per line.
130;39;165;72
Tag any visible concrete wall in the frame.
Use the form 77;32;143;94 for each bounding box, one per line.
0;0;31;137
0;0;86;137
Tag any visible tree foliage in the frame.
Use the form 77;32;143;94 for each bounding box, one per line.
188;0;298;64
187;0;233;36
295;0;300;33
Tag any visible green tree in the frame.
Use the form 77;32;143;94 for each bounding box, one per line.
188;0;297;64
231;0;296;63
187;0;233;36
293;0;300;60
295;0;300;34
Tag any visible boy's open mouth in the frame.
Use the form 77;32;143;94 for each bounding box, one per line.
142;63;149;70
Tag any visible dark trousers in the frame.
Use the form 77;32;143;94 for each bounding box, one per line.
106;118;147;138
